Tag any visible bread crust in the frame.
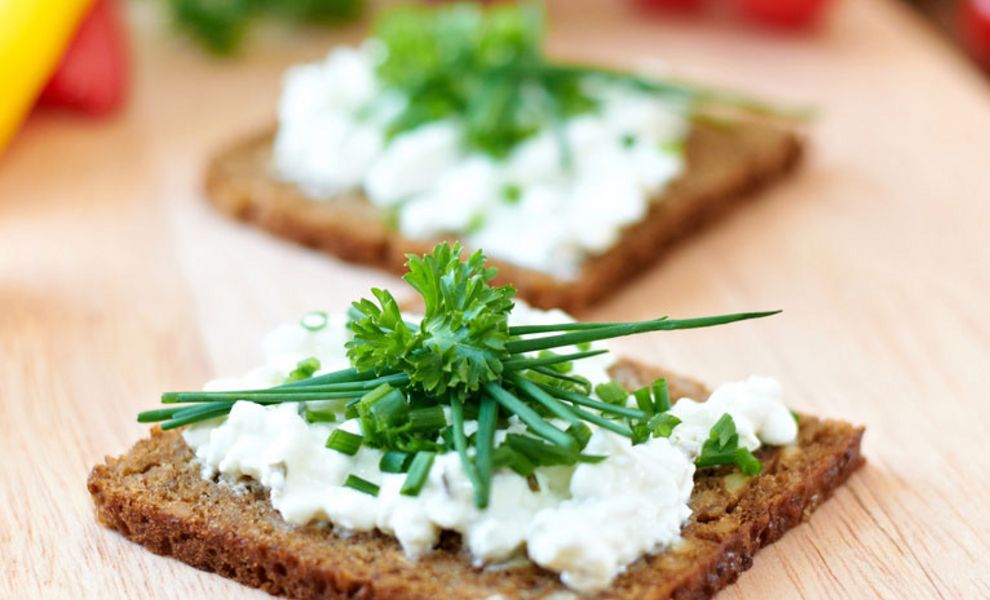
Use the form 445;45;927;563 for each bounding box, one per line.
88;360;863;599
204;123;802;312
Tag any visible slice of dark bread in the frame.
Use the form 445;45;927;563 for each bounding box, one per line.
88;359;863;599
204;122;802;312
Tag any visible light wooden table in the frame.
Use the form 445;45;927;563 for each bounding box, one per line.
2;0;988;598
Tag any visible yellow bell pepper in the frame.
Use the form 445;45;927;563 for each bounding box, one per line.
0;0;93;153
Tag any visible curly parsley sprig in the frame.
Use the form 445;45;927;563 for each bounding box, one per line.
139;242;780;508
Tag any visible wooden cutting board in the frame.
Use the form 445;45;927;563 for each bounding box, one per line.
2;0;988;597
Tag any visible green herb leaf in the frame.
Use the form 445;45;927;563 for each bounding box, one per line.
695;413;763;476
492;444;536;476
344;474;380;497
169;0;362;55
653;378;671;412
400;451;436;495
286;357;321;383
326;429;363;456
633;386;656;417
300;310;329;332
648;412;681;438
594;381;629;405
379;450;412;474
304;408;337;423
373;3;565;157
402;243;515;398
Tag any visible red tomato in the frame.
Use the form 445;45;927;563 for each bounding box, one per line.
38;0;128;116
962;0;990;69
633;0;705;13
737;0;830;28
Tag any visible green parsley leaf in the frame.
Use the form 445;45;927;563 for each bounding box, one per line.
385;242;515;398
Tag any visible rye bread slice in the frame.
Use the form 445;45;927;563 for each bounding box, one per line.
88;359;863;599
204;122;802;313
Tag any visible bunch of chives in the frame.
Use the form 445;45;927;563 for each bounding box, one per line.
138;310;777;507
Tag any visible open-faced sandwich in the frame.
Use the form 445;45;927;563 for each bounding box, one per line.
206;3;804;312
89;243;863;599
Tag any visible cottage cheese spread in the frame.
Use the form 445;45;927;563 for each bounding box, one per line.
184;306;797;592
272;45;689;279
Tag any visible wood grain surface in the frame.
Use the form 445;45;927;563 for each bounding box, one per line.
2;0;988;598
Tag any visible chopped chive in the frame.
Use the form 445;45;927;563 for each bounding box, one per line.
380;450;411;473
713;413;735;448
304;408;337;423
474;395;498;508
735;448;763;476
364;384;408;428
300;310;329;331
502;182;522;204
286;357;320;383
630;421;651;445
344;474;379;497
695;413;764;476
594;381;628;405
633;387;655;417
400;451;436;496
653;378;671;412
648;413;681;438
326;429;363;456
408;405;446;432
567;422;592;450
483;384;576;451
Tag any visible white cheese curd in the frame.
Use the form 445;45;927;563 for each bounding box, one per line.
526;429;694;592
668;376;798;456
271;45;689;279
183;307;797;593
